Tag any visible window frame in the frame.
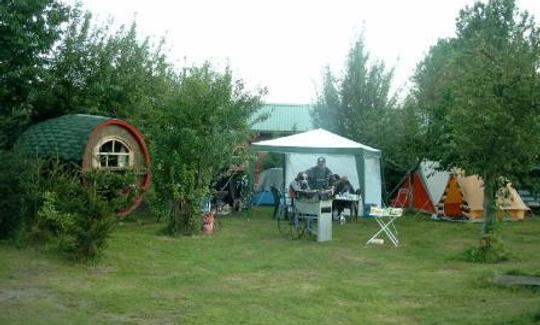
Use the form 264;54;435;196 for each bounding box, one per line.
93;137;134;170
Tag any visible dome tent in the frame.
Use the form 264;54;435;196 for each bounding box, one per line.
16;114;151;215
251;129;382;208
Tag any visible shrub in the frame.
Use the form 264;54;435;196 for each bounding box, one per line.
149;63;264;236
13;159;139;261
0;150;32;239
463;231;509;263
35;191;79;253
30;166;122;261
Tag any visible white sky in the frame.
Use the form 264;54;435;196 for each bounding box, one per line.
78;0;540;104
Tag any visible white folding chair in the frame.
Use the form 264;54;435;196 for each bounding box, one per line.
366;207;403;247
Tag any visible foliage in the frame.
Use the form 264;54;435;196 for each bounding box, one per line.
312;66;341;131
150;63;264;236
0;0;70;149
312;36;396;143
27;162;138;261
34;191;79;254
0;2;173;149
0;156;138;261
411;0;540;236
33;9;174;127
313;35;423;193
261;152;284;170
0;150;32;239
464;229;508;263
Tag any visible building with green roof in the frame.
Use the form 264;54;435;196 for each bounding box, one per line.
251;103;314;139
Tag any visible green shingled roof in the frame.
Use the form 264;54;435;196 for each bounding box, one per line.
16;114;110;162
251;103;314;132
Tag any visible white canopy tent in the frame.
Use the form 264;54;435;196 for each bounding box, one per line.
251;129;382;207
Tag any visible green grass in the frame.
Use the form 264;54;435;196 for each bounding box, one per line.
1;209;539;324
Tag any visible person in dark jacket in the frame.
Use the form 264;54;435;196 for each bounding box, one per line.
306;157;333;189
333;176;357;220
335;176;354;195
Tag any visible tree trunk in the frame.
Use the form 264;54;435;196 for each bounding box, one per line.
482;175;497;235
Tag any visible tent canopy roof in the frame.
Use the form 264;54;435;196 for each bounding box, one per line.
251;128;380;155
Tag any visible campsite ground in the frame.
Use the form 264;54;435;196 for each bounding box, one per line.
1;209;539;324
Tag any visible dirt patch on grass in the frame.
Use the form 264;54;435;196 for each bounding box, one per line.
0;287;47;303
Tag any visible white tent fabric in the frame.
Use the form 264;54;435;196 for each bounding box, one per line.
285;153;360;190
419;161;450;205
253;128;380;153
364;155;382;206
252;128;382;207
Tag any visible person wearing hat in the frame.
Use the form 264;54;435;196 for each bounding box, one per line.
306;157;333;190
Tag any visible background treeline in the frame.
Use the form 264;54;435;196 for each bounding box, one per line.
312;0;540;261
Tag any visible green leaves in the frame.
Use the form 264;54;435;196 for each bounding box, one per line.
313;36;396;143
150;63;264;236
313;35;421;190
0;0;70;149
412;0;540;237
415;0;540;179
34;11;173;124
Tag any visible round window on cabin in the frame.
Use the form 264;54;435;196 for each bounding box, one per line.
96;138;133;170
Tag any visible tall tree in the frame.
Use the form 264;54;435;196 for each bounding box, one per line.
33;10;173;127
0;0;70;149
151;64;265;235
413;0;540;258
312;66;340;131
312;35;422;194
313;36;396;145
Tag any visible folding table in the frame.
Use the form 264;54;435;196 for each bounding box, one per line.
333;193;363;221
366;207;403;247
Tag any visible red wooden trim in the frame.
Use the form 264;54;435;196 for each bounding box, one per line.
83;118;152;216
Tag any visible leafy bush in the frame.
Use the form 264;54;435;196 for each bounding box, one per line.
4;158;139;261
28;165;124;261
463;231;509;263
35;191;79;253
0;150;31;239
150;63;264;236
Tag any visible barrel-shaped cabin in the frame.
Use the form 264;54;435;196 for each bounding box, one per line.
16;114;151;215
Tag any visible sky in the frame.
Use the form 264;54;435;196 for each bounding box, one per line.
78;0;540;104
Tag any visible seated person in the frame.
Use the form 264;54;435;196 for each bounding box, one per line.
306;157;333;190
335;176;354;196
288;172;310;200
328;174;340;189
333;176;356;219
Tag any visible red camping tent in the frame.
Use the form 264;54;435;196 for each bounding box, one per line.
391;171;436;213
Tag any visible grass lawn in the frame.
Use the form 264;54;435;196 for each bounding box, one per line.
1;208;539;324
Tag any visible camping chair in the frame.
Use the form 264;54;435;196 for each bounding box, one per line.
366;207;403;247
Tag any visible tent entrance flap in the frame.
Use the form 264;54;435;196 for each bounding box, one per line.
364;155;382;206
